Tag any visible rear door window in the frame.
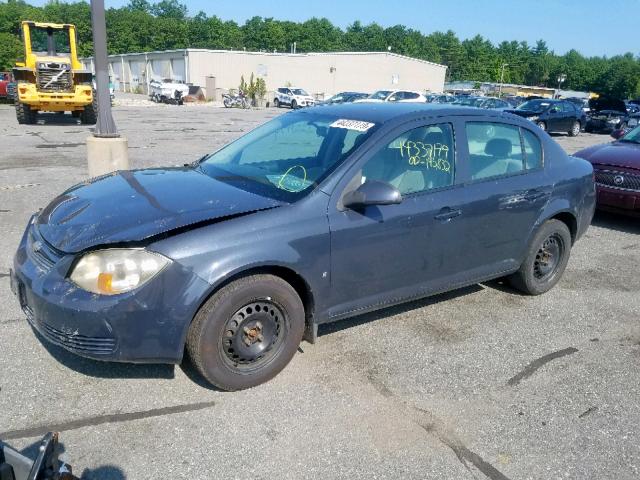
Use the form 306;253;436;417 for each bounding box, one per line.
466;122;525;180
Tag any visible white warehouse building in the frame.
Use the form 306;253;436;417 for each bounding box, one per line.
82;48;447;100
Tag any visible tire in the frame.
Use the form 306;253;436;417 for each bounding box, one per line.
536;121;547;132
15;101;36;125
291;100;297;109
223;98;231;108
568;120;580;137
71;110;81;118
80;99;97;125
186;274;305;391
509;219;572;295
274;98;280;108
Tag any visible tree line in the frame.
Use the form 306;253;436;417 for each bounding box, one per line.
1;0;639;98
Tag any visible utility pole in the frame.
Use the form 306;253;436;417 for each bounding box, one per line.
498;63;508;97
556;73;567;98
86;0;129;177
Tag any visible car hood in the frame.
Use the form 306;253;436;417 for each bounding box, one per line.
36;167;284;253
589;97;626;113
573;142;640;170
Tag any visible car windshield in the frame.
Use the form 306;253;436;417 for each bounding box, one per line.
453;97;482;107
199;112;379;201
369;90;392;100
291;88;308;95
619;126;640;144
517;100;553;113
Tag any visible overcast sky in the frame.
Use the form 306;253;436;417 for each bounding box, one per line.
27;0;639;57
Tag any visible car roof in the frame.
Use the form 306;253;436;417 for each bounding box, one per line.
308;102;520;124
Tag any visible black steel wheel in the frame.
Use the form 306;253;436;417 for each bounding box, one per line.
220;300;287;372
509;219;572;295
186;274;305;391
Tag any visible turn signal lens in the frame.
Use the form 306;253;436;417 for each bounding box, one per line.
70;249;170;295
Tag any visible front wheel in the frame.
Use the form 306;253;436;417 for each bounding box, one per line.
223;97;231;108
509;219;572;295
568;120;580;137
80;100;97;125
186;274;305;391
274;98;280;108
15;101;36;125
536;121;547;132
291;100;297;109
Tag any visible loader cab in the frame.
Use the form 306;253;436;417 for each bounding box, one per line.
20;21;81;71
28;25;71;57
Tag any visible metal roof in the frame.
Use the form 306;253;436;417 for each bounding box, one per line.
84;48;446;70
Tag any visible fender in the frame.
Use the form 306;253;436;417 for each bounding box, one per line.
528;196;577;247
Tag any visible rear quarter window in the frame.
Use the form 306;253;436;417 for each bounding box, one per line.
522;128;543;169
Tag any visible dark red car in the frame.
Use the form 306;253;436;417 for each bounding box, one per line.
574;127;640;216
0;72;10;100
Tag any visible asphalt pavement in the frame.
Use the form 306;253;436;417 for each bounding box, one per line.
1;95;639;479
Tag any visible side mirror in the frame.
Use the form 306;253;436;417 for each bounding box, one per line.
611;129;625;140
343;180;402;210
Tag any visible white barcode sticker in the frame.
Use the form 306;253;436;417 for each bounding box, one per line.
330;119;376;132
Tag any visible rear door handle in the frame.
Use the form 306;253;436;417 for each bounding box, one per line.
434;208;462;221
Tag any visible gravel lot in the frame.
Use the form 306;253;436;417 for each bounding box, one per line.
1;94;639;480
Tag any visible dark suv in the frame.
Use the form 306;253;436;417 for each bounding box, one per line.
507;99;586;136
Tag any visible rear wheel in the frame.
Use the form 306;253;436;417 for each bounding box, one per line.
509;219;572;295
186;274;305;391
568;120;580;137
15;101;36;125
274;98;280;108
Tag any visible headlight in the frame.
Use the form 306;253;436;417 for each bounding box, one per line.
70;249;170;295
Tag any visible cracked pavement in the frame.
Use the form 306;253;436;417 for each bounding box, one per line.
1;95;639;479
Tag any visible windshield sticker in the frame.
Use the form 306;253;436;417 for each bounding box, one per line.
267;165;312;193
330;119;375;132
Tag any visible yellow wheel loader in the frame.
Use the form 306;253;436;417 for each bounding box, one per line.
13;21;96;125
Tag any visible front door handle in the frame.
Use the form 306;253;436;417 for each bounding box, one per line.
434;208;462;222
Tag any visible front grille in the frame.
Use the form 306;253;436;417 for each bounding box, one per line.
41;322;117;354
36;63;73;92
6;83;16;99
595;170;640;192
27;228;62;272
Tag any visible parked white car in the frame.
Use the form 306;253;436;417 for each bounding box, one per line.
355;89;427;103
274;87;316;108
149;79;190;104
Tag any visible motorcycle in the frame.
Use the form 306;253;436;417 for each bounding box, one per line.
222;91;250;109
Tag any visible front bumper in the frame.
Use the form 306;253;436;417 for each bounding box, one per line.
11;222;211;363
17;83;93;110
595;185;640;215
586;118;621;133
